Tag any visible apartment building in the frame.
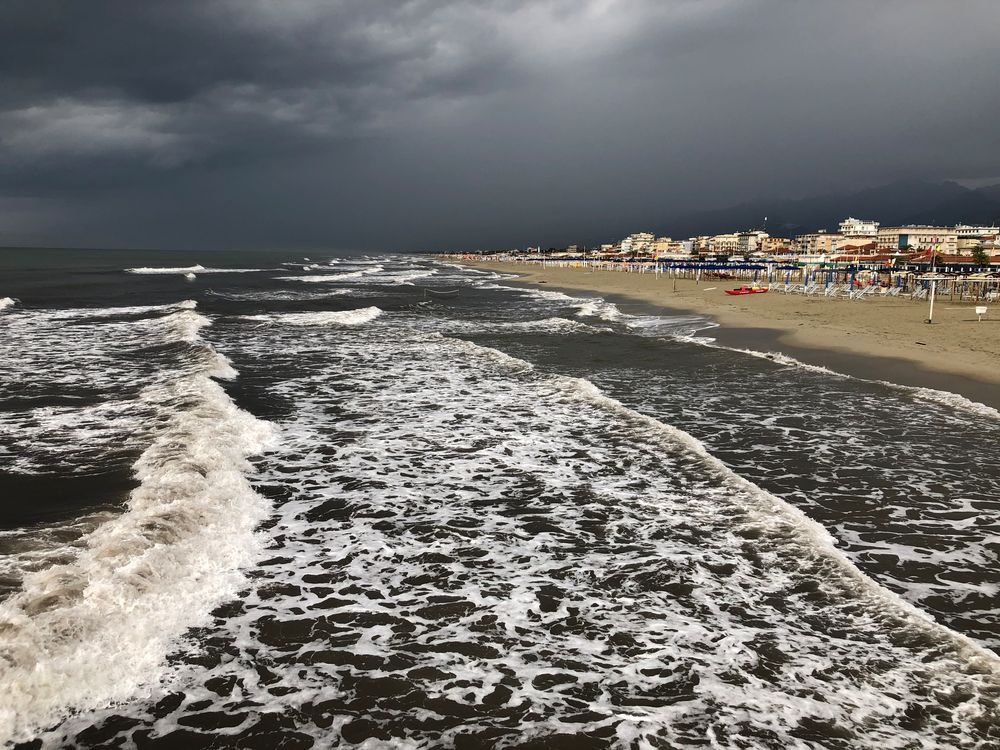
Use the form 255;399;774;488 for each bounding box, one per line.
736;230;769;256
877;226;957;254
955;224;999;239
839;217;879;237
620;232;656;254
794;230;842;256
709;233;740;256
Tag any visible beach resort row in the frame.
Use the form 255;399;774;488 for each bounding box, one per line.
438;221;1000;408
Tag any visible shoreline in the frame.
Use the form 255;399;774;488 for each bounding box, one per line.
461;260;1000;410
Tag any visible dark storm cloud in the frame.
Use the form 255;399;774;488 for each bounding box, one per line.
1;0;999;250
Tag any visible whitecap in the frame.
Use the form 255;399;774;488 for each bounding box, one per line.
242;307;383;326
0;314;277;744
125;265;264;274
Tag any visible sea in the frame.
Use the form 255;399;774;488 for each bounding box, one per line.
1;248;998;749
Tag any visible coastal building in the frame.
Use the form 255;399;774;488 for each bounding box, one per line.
650;236;673;254
709;233;740;256
839;217;879;236
737;230;770;257
877;225;957;254
795;230;843;256
690;236;713;255
761;236;794;256
837;241;879;257
956;235;1000;256
620;232;656;254
955;224;1000;239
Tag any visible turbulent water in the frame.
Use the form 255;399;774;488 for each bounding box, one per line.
1;250;998;749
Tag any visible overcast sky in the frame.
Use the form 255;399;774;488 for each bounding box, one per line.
2;0;999;251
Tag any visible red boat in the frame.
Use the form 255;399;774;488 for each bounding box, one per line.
725;285;768;296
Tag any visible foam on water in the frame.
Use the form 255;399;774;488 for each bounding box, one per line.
23;316;999;748
441;316;605;336
380;269;437;284
0;297;17;312
206;289;351;302
7;257;1000;747
0;302;213;476
125;265;265;274
277;267;384;283
683;339;1000;421
555;372;998;664
0;313;277;744
242;307;383;326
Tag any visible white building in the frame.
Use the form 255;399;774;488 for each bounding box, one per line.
620;232;656;254
737;230;770;257
877;226;957;254
795;231;843;256
955;224;999;238
839;217;880;237
709;233;740;256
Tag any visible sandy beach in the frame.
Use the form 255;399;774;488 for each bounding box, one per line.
463;260;1000;408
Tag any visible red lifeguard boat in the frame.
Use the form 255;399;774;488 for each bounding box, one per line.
724;285;768;296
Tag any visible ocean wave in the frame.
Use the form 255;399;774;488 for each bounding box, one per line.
553;374;1000;667
277;266;385;283
242;307;383;326
48;300;198;320
443;337;999;666
0;317;276;744
384;269;437;284
125;265;265;274
0;297;18;312
206;289;350;301
444;316;606;335
680;338;1000;421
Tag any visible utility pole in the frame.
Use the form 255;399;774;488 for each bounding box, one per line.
927;245;938;323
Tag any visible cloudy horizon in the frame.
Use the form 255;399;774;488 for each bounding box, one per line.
2;0;999;252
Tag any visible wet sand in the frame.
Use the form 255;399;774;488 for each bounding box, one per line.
464;261;1000;409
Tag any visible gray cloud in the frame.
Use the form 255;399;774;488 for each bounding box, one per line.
1;0;999;250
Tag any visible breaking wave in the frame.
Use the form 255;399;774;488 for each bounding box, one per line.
0;312;277;744
242;307;383;326
125;266;265;275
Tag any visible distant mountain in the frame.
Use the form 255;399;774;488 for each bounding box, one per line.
665;180;1000;238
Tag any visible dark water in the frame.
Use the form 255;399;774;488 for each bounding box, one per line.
1;250;998;749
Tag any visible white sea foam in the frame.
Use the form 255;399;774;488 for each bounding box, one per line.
683;338;1000;421
0;318;276;744
206;289;350;301
382;269;437;284
18;312;1000;748
0;297;17;312
49;300;198;320
574;298;624;321
554;373;999;664
525;288;577;303
907;385;1000;420
125;265;264;274
242;307;383;326
157;309;212;342
277;266;384;283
